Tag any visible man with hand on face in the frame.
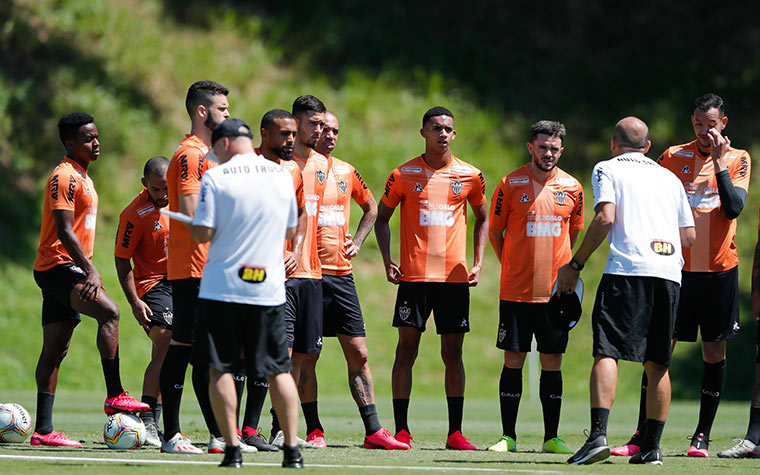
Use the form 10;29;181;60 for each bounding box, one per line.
375;106;489;450
114;156;173;447
487;120;584;455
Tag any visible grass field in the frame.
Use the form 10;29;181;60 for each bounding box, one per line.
1;390;758;473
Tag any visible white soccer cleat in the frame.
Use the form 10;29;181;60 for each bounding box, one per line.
161;433;203;454
208;435;258;454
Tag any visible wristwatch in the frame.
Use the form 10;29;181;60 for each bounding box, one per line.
569;258;584;271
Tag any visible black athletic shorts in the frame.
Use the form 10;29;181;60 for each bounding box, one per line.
322;274;365;337
756;323;760;365
33;263;86;326
284;278;323;354
497;300;569;354
141;279;173;334
674;267;740;342
200;299;291;378
592;274;680;366
392;281;470;334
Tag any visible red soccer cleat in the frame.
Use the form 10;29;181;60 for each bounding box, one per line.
306;428;327;448
104;391;151;415
611;430;641;456
687;433;709;458
30;431;82;447
363;428;411;450
446;430;477;450
395;429;413;447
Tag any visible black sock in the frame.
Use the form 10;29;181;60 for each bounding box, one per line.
745;406;760;444
154;402;162;425
243;378;269;430
393;398;410;434
358;404;382;435
640;419;665;452
234;362;245;426
695;359;726;439
192;364;222;438
270;407;281;435
499;366;522;439
34;392;55;434
635;371;648;437
539;370;562;441
101;357;124;398
447;396;464;436
140;395;158;423
589;407;609;440
302;401;323;434
159;345;191;439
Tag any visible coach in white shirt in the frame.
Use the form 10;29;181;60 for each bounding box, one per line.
557;117;696;466
191;119;303;469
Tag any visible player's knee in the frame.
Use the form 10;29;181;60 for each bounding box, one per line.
440;345;463;366
539;353;562;371
347;345;369;369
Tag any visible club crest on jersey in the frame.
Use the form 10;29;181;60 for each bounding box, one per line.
555;191;566;205
399;306;411;321
681;165;691;174
450;180;463;195
316;170;326;184
153;221;164;232
520;193;531;202
337;180;348;194
650;240;675;256
414;183;423;192
239;266;267;283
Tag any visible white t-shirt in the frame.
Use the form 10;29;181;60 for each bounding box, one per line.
195;152;298;305
592;152;694;284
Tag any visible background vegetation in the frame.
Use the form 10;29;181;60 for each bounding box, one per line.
2;0;759;408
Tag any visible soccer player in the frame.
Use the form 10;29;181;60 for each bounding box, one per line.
191;119;303;468
487;120;583;454
313;111;409;449
114;156;173;447
375;106;489;450
560;117;695;465
612;94;751;458
31;112;149;447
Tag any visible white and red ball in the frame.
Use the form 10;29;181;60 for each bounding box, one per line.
0;403;33;443
103;413;146;450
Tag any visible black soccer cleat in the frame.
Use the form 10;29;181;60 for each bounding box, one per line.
630;447;663;465
219;445;243;468
244;432;280;452
282;445;304;469
567;433;610;465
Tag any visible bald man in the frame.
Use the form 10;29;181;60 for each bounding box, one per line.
558;117;696;466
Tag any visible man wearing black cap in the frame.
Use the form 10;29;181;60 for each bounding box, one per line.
487;120;584;454
191;119;303;468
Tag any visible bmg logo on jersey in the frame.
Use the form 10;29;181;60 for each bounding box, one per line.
526;213;562;237
650;240;675;256
238;265;267;283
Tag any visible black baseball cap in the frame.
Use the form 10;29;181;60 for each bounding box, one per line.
211;118;254;145
548;278;583;331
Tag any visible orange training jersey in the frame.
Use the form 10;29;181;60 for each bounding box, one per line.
381;155;486;283
658;140;750;272
317;157;373;276
34;157;98;271
490;165;584;302
291;149;330;279
114;189;170;297
167;134;216;280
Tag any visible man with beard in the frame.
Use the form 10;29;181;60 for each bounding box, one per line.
487;121;584;454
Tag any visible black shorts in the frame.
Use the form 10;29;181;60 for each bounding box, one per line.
33;263;86;326
141;280;173;333
497;300;569;354
674;267;740;342
200;299;291;378
756;323;760;365
592;274;679;366
170;278;200;345
284;278;323;354
392;282;470;334
322;274;365;337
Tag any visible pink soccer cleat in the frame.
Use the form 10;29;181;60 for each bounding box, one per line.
363;428;411;450
687;433;709;457
30;431;82;447
104;391;151;415
306;428;327;448
395;429;413;447
446;430;477;450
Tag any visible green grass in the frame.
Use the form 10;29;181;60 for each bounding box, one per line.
1;390;759;473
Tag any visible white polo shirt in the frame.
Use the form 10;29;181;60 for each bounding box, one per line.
195;152;298;305
592;152;694;284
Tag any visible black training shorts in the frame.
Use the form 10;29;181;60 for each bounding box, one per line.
33;263;86;326
141;279;173;333
322;274;366;337
497;300;569;354
592;274;679;366
674;267;740;342
284;278;324;354
392;281;470;334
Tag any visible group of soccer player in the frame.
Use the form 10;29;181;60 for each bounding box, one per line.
30;80;760;467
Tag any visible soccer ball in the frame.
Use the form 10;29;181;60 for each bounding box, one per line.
0;403;33;443
103;413;146;450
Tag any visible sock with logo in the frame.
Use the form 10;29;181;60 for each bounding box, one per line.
243;377;269;430
192;363;222;438
358;403;382;435
640;419;665;452
302;401;323;435
101;357;124;398
233;360;245;424
34;392;55;435
539;370;562;441
159;345;191;439
392;398;410;434
140;395;158;424
589;407;609;440
745;406;760;445
447;396;464;436
695;359;726;439
499;366;522;439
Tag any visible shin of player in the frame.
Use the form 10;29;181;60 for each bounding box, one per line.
487;121;583;454
375;106;489;450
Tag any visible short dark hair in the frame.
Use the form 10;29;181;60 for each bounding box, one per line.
694;93;725;116
261;109;295;130
185;80;229;117
291;95;326;117
58;112;94;145
422;106;453;126
529;120;566;144
143;156;169;178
